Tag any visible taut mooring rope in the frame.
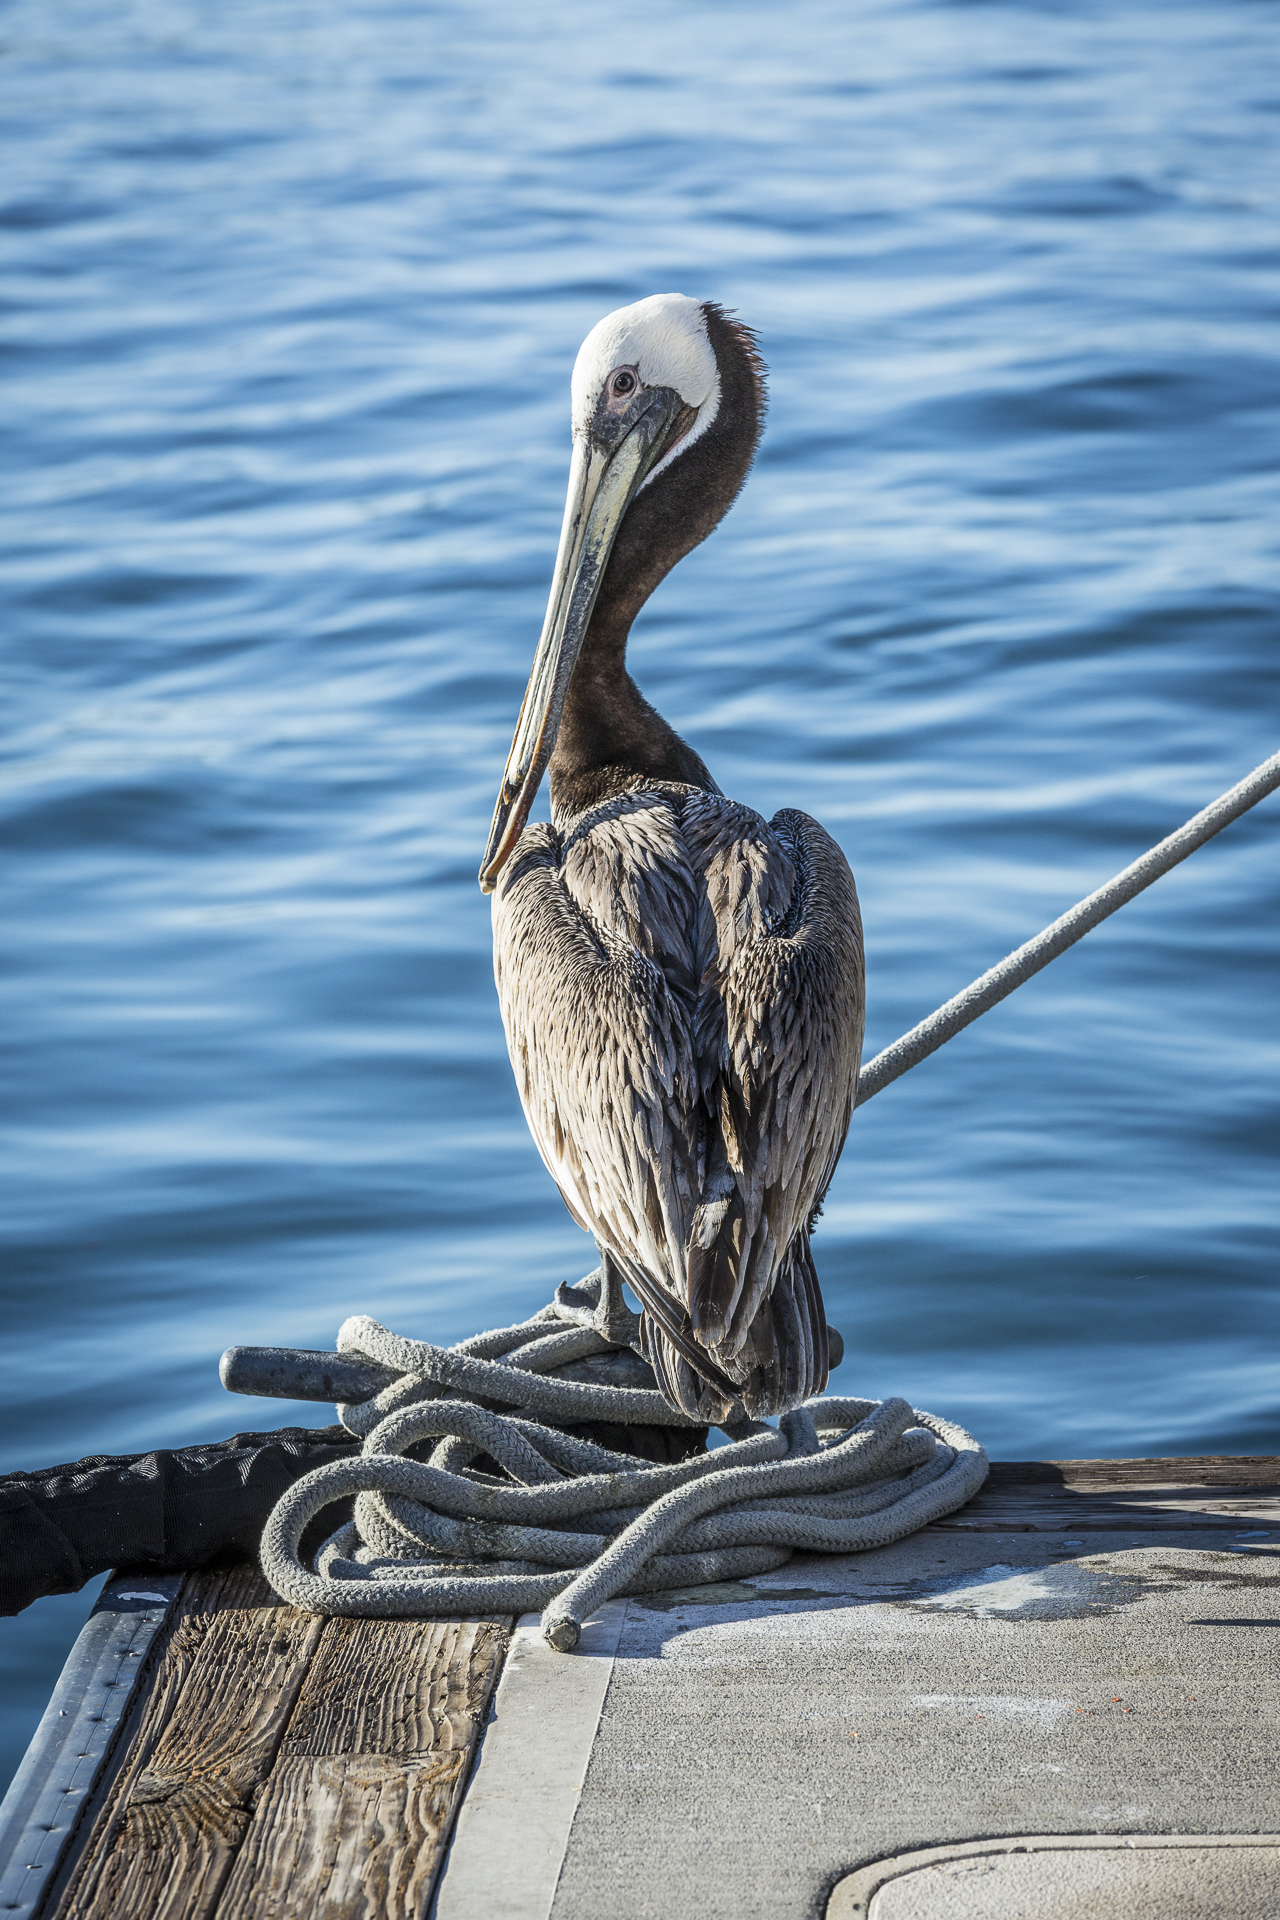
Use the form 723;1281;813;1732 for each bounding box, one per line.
856;746;1280;1106
253;750;1278;1649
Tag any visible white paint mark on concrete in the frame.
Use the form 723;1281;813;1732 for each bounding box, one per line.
920;1565;1056;1614
913;1694;1075;1732
913;1560;1146;1619
432;1602;626;1920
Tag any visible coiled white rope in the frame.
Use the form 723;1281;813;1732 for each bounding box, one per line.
255;750;1278;1650
258;1298;987;1650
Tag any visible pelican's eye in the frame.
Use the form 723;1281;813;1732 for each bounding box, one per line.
611;369;637;398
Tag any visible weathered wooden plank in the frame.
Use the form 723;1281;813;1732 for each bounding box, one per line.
49;1564;324;1920
279;1614;508;1759
987;1455;1280;1489
215;1615;509;1920
935;1482;1280;1532
217;1753;470;1920
41;1563;249;1918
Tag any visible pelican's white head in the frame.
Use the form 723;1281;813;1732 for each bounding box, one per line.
570;294;721;483
481;294;742;892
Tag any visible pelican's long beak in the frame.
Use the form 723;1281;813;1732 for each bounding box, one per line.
479;390;690;892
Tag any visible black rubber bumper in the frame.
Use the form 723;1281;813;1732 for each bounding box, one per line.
0;1425;359;1616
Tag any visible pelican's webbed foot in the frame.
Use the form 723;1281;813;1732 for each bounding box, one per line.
553;1253;644;1354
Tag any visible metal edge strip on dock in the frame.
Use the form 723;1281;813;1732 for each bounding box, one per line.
0;1572;183;1917
431;1600;627;1920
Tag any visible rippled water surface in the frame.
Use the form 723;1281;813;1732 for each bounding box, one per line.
2;0;1278;1785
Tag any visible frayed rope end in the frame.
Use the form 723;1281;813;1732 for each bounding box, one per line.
543;1613;581;1652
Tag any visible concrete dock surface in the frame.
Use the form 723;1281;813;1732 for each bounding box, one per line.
437;1525;1280;1920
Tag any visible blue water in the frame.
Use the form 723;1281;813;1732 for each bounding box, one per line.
2;0;1278;1790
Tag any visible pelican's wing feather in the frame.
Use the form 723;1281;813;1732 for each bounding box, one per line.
491;809;701;1322
681;799;865;1390
492;792;864;1421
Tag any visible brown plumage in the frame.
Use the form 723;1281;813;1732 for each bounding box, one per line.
481;297;864;1420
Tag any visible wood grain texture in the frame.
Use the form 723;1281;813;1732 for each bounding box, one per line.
280;1615;506;1759
49;1563;324;1920
935;1467;1280;1534
36;1566;231;1919
216;1753;467;1920
988;1455;1280;1489
216;1616;508;1920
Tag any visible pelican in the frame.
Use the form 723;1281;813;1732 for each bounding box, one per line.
479;295;864;1422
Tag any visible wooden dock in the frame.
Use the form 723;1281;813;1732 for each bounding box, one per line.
12;1567;510;1920
3;1454;1278;1919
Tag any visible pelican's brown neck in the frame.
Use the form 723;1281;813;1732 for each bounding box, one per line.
548;305;766;823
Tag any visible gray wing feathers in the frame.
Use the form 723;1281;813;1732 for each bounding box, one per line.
492;789;864;1419
493;813;699;1294
681;797;864;1405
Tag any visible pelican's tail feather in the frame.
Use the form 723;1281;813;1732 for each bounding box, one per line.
641;1320;737;1424
719;1232;829;1417
641;1231;829;1422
